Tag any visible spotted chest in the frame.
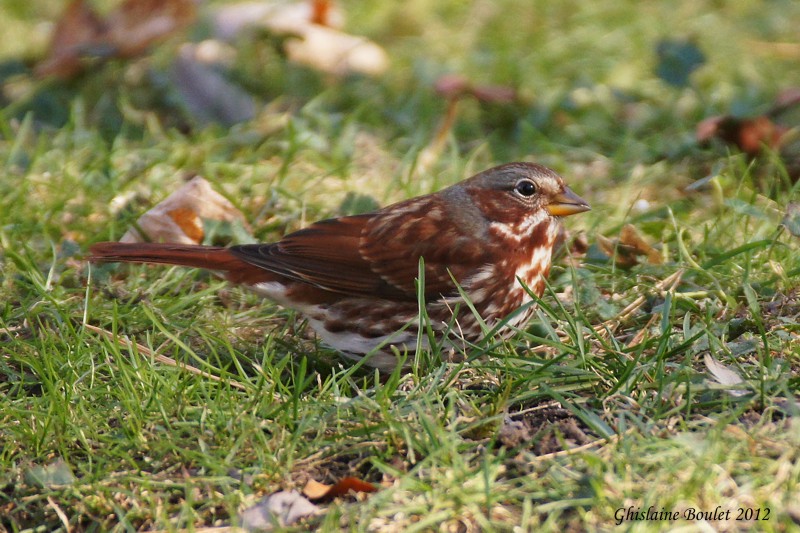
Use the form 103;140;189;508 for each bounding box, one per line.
463;217;561;327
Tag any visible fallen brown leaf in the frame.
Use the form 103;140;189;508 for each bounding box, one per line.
106;0;196;58
696;115;788;157
596;224;661;268
302;476;378;501
166;206;205;243
36;0;196;79
619;224;662;264
696;88;800;184
119;176;250;245
310;0;336;26
434;74;518;104
35;0;107;78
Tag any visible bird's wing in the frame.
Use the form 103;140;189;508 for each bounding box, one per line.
229;199;491;300
360;196;492;297
229;214;399;297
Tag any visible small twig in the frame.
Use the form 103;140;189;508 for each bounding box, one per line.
508;400;563;417
597;269;686;339
529;432;623;463
47;496;71;533
624;313;658;350
620;269;685;322
84;323;248;390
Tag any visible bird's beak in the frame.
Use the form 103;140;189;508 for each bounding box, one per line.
547;186;591;217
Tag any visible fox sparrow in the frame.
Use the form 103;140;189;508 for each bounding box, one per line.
90;162;590;370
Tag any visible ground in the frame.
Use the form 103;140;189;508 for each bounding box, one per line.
1;0;799;531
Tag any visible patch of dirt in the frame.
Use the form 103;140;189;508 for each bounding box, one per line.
731;288;800;339
501;404;595;455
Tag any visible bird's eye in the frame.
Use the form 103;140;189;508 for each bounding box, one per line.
515;180;537;197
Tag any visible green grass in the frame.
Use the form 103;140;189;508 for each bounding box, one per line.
2;0;800;531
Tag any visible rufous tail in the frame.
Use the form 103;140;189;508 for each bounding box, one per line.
89;242;244;272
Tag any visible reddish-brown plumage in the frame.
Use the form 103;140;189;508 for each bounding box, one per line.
90;162;589;371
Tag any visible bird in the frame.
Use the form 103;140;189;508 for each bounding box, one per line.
89;162;590;371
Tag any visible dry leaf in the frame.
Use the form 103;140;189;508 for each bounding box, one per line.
697;115;788;157
470;83;518;104
37;0;196;79
283;25;388;76
433;74;518;103
165;206;205;243
238;491;319;531
213;1;344;41
433;74;471;98
696;89;800;183
596;224;661;268
211;1;385;76
34;0;108;78
697;111;800;186
704;353;748;397
310;0;337;26
302;476;378;501
619;224;662;264
120;176;250;244
107;0;196;57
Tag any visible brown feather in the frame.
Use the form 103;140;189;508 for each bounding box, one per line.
88;242;272;285
229;198;494;301
361;196;493;297
228;215;410;299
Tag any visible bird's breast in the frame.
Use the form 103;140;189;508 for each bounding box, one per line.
469;218;559;319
